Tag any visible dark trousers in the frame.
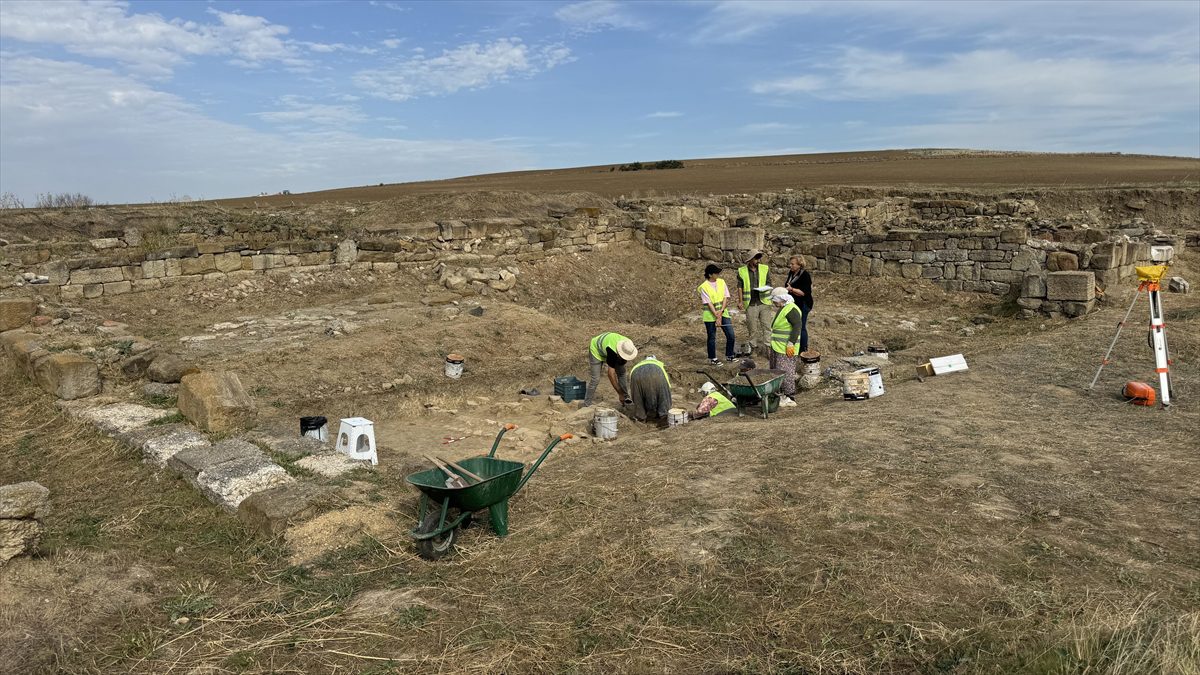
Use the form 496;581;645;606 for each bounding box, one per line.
705;318;735;360
799;306;810;352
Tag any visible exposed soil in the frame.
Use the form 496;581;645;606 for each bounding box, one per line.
2;239;1197;673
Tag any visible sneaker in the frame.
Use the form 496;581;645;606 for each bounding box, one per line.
778;396;797;407
726;355;737;362
708;358;721;366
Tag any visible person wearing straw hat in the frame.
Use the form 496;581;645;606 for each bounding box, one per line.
628;355;672;423
693;381;737;418
736;250;772;357
768;287;802;407
584;332;638;407
698;263;736;365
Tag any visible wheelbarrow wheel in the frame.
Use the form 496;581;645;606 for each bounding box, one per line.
415;511;459;561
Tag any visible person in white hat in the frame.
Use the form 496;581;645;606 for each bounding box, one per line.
584;332;638;407
768;287;802;407
736;250;772;356
694;381;736;418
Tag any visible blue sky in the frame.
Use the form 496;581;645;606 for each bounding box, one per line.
1;0;1197;204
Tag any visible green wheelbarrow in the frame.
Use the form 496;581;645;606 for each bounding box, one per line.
405;424;572;560
724;368;787;419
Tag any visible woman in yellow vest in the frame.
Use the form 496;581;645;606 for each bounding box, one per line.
698;264;736;365
695;381;736;418
628;355;671;422
768;287;802;407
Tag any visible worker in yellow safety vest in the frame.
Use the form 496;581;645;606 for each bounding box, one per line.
736;250;772;357
698;263;736;365
628;355;672;422
768;287;802;407
695;381;736;418
585;332;637;407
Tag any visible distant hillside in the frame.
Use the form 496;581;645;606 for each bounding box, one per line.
213;149;1200;208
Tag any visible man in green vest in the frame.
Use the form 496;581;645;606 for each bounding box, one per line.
628;355;671;422
585;332;638;407
736;250;772;357
695;381;736;418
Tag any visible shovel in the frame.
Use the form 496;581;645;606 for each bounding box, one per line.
424;455;468;488
438;456;484;483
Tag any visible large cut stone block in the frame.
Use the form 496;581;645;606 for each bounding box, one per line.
238;483;331;536
178;371;257;432
33;353;100;400
196;455;293;512
119;423;211;467
0;298;36;331
68;267;124;285
167;438;264;482
75;402;172;434
1046;271;1095;302
1047;251;1078;271
0;519;44;563
0;481;50;519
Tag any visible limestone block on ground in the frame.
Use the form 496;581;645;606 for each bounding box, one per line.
147;353;199;383
1168;277;1190;294
0;298;36;331
76;402;173;434
167;438;264;483
33;353;100;400
120;423;210;467
238;483;331;536
1046;271;1095;302
0;519;44;563
196;455;294;512
0;482;50;520
296;453;363;478
245;433;325;461
142;382;178;399
1021;274;1047;298
178;371;257;432
1062;300;1097;318
120;351;158;378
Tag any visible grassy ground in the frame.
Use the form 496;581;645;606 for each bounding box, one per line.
2;251;1198;674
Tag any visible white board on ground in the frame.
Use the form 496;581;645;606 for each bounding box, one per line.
930;354;968;375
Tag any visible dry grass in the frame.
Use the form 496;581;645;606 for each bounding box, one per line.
2;250;1198;674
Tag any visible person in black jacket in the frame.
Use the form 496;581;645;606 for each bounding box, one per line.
785;256;814;352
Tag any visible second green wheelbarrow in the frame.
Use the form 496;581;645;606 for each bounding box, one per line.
405;424;572;560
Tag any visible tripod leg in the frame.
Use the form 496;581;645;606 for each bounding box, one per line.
1089;288;1142;390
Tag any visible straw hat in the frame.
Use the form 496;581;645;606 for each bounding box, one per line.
700;382;717;394
616;338;637;361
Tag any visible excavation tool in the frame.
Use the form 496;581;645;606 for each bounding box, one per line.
423;455;468;488
694;370;736;398
1088;245;1176;407
407;424;572;560
724;368;786;419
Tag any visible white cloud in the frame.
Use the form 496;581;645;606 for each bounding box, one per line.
749;75;824;95
646;111;683;118
0;56;534;203
253;96;368;127
0;1;306;76
738;122;802;134
555;1;645;32
381;38;405;49
354;38;572;101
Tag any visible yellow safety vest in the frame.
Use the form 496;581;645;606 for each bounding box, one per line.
771;303;801;354
697;278;729;322
629;357;671;387
708;392;736;416
737;264;769;305
590;332;629;361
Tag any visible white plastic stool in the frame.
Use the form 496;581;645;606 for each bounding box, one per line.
336;417;378;465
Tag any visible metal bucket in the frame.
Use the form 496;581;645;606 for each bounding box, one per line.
860;367;885;398
593;408;618;439
867;344;889;360
667;408;689;427
799;350;821;376
299;416;328;443
444;353;464;379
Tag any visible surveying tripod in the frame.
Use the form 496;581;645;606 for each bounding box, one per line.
1089;262;1174;407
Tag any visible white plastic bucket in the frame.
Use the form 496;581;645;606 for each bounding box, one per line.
444;354;464;379
842;371;871;400
593;408;618;439
867;344;889;360
860;367;885;398
667;408;689;427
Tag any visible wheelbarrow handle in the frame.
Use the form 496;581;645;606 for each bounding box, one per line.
516;433;571;493
488;423;519;458
694;369;735;399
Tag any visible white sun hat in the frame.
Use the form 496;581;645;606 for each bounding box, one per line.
700;382;717;394
616;338;638;361
771;286;793;303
